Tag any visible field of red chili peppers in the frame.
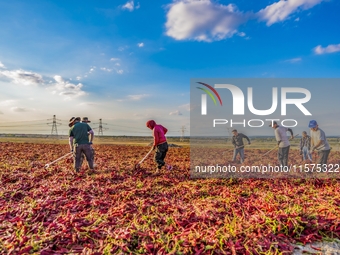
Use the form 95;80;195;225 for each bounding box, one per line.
1;142;339;254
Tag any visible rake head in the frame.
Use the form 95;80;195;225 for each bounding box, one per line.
134;163;141;171
133;163;148;176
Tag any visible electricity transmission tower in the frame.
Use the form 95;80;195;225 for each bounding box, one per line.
180;125;186;142
47;115;61;136
93;119;108;136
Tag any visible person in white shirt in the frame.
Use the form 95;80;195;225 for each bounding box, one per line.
308;120;330;165
269;121;294;167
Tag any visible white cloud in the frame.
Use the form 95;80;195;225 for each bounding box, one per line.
110;58;120;61
0;61;5;69
258;0;324;26
11;107;29;112
118;46;128;51
127;94;149;100
0;67;88;101
100;67;113;72
76;76;82;80
54;75;64;84
237;32;246;37
165;0;248;42
117;94;149;102
89;66;96;73
137;42;144;47
117;70;124;74
314;44;340;55
284;57;302;63
115;63;121;66
0;100;17;106
179;103;192;111
122;1;140;11
169;110;183;116
0;69;43;86
122;1;134;11
51;75;87;100
78;102;99;106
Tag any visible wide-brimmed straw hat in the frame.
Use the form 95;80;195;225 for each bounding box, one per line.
82;117;91;123
69;117;76;127
69;117;81;127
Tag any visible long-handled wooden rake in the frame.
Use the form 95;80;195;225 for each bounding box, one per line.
261;134;299;157
222;142;253;157
44;152;73;169
262;145;279;157
134;147;154;171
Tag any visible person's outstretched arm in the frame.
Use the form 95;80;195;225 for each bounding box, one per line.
288;128;294;139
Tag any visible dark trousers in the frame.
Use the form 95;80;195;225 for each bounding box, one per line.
80;147;95;167
232;147;245;163
73;144;94;171
278;145;290;167
317;149;330;165
154;142;168;168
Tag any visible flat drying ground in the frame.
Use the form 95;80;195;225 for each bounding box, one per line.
0;142;339;254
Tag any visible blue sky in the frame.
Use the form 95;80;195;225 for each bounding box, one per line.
0;0;339;136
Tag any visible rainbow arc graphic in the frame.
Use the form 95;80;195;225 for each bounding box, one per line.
197;82;223;115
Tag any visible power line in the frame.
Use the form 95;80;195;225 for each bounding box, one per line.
0;123;48;127
180;125;186;141
104;123;181;133
47;115;62;136
0;118;183;136
92;119;108;136
0;119;48;124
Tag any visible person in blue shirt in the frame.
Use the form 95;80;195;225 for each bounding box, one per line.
308;120;330;165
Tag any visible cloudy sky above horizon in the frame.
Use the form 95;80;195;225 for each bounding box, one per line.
0;0;339;136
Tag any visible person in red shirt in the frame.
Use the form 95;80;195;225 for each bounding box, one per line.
146;120;168;172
